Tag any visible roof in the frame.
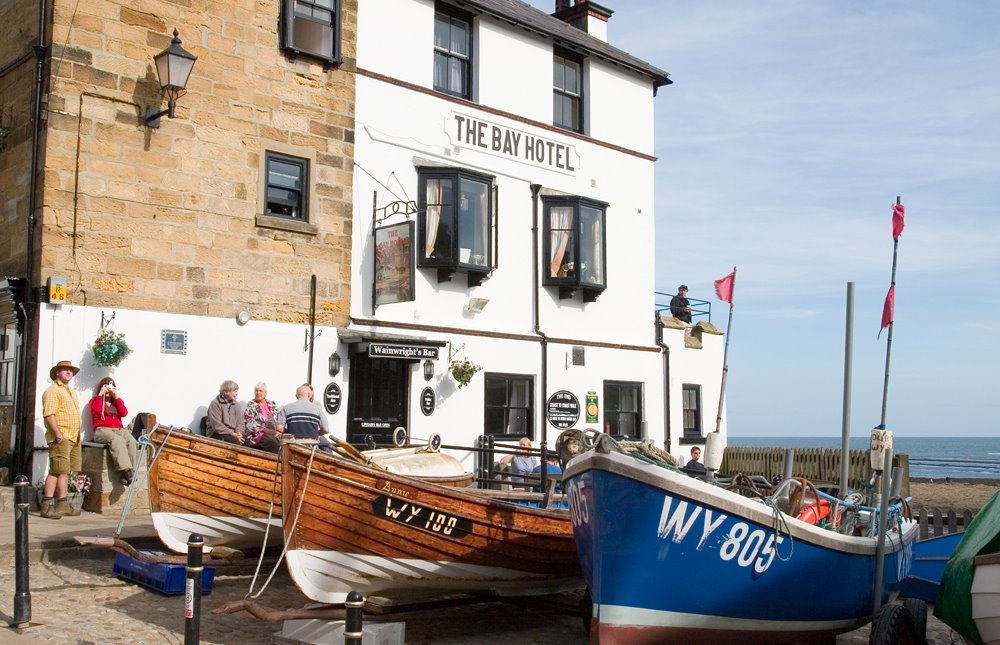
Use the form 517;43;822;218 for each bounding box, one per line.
457;0;672;89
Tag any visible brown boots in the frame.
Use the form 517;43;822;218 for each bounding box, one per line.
39;496;62;520
54;497;80;516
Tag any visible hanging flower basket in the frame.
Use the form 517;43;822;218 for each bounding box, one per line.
92;329;133;367
450;359;481;389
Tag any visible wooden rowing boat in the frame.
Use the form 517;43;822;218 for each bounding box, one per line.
280;441;579;604
146;426;473;553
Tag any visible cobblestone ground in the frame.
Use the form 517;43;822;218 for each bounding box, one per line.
0;553;970;644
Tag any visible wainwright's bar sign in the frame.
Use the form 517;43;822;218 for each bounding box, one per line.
368;343;439;360
449;112;579;174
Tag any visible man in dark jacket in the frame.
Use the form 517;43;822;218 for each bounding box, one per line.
670;284;692;323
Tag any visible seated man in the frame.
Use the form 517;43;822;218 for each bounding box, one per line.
684;446;707;474
531;455;563;493
206;380;245;445
275;385;331;450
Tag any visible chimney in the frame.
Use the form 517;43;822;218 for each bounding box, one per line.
553;0;613;42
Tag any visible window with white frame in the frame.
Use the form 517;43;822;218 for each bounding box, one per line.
281;0;342;65
553;53;582;133
485;373;533;438
434;4;472;99
543;197;606;301
418;167;495;285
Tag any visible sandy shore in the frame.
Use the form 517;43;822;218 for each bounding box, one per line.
908;479;999;511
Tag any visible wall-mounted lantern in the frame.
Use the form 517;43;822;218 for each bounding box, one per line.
423;359;435;381
144;29;197;128
329;352;341;377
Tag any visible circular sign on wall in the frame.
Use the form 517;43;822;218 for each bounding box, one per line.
323;382;342;415
420;387;436;416
546;390;580;429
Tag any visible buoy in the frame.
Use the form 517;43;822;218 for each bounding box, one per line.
797;499;831;525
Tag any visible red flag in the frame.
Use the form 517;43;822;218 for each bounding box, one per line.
891;203;905;239
714;271;735;306
879;285;894;338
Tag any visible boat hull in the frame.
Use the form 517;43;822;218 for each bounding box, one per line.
281;443;579;603
973;552;1000;645
564;451;917;644
147;427;283;553
901;531;964;604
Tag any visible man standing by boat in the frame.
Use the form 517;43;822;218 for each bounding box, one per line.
684;446;707;474
670;285;692;324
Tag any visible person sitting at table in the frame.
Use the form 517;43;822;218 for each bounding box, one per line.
501;437;539;490
531;454;563;493
243;382;280;454
206;380;245;445
89;376;139;485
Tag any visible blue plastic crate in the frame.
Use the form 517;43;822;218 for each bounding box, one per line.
113;550;215;595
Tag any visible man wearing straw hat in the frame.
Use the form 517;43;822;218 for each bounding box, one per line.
40;360;83;519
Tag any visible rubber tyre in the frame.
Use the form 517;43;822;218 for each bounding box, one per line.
902;597;928;645
869;603;917;645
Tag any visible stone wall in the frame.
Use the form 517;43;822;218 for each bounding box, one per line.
31;0;358;325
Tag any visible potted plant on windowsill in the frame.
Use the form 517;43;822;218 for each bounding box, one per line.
450;359;481;389
92;329;133;367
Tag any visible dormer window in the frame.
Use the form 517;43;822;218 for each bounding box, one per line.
543;197;606;301
418;167;495;286
553;53;583;133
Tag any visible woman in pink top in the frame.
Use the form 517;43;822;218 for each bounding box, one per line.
243;382;280;454
89;376;138;485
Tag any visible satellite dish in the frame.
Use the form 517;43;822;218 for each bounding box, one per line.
427;432;442;452
392;426;408;448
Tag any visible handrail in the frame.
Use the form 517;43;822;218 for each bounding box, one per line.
654;291;711;323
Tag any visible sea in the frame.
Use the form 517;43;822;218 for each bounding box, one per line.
729;436;1000;481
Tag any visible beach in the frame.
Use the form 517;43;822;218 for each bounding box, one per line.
908;478;999;511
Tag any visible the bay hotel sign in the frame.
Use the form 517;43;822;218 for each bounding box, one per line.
449;112;579;175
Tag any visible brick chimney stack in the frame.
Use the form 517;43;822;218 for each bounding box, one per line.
553;0;613;42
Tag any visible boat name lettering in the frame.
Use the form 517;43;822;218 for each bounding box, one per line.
718;521;785;574
657;496;726;550
568;480;589;527
377;479;414;499
372;495;472;539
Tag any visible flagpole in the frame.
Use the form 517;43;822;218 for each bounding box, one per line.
715;266;736;433
880;197;901;426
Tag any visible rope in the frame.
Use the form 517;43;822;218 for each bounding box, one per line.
245;447;285;599
246;445;318;600
114;423;172;538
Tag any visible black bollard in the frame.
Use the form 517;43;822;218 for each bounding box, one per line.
184;533;204;645
344;590;364;645
11;475;31;627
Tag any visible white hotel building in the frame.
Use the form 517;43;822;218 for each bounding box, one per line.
341;0;726;468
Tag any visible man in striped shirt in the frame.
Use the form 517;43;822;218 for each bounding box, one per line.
275;384;330;443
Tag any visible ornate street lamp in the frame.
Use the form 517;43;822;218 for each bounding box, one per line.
144;29;197;128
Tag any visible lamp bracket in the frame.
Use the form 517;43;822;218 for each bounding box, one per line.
448;342;466;363
303;327;323;352
373;196;419;227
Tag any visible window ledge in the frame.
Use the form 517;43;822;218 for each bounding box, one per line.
256;214;318;236
678;436;704;445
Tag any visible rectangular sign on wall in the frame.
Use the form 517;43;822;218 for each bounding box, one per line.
373;221;414;311
161;330;188;355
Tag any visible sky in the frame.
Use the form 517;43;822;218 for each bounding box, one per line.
526;1;1000;437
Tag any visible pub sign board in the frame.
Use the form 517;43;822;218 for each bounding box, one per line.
546;390;580;429
368;343;439;360
420;387;436;416
373;221;415;311
323;383;342;415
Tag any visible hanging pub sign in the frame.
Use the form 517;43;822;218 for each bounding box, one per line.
373;221;415;311
323;382;342;415
546;390;580;429
585;391;599;423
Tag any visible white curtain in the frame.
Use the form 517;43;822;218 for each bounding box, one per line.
591;216;603;282
548;206;573;278
507;379;529;435
477;185;488;264
424;179;442;258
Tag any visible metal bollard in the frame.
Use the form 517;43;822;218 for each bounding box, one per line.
184;533;204;645
11;475;31;627
344;590;364;645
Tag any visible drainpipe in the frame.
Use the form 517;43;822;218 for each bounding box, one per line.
13;0;48;478
656;313;671;453
530;184;549;485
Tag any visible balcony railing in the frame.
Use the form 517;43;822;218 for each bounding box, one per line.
655;291;711;324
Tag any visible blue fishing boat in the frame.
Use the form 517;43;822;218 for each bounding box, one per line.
562;446;918;644
900;531;964;604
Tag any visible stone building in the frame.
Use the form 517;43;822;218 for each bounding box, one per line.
0;0;358;479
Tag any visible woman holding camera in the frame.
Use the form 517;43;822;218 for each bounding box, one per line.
89;376;138;485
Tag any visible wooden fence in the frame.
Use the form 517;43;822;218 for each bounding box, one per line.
720;447;910;497
913;508;975;540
